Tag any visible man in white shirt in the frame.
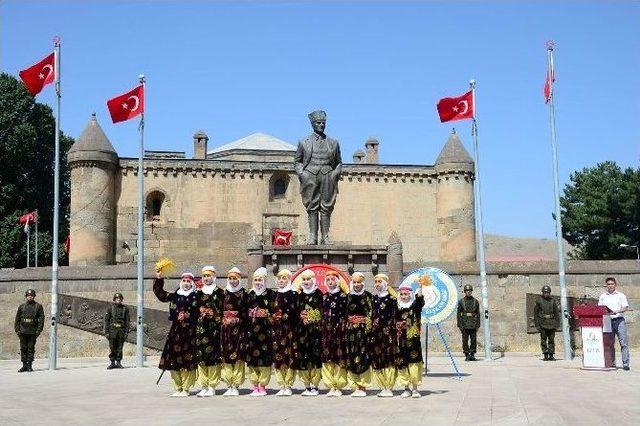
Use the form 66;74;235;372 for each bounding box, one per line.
598;277;630;370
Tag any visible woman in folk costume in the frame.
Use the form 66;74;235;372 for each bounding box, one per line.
395;277;426;398
153;270;199;397
292;269;323;396
271;269;298;397
245;267;275;397
345;271;373;397
220;267;248;396
371;273;398;397
321;271;349;397
195;265;224;397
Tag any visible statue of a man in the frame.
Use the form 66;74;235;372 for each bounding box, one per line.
294;110;343;244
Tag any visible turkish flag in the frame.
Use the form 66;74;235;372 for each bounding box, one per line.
436;90;474;123
19;53;55;95
107;85;144;123
19;211;38;225
272;229;292;246
544;69;554;104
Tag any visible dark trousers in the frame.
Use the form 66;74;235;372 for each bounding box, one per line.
108;330;126;361
462;329;477;355
539;328;556;354
19;334;37;363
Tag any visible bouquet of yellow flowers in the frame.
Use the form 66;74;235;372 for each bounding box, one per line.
406;325;419;339
306;308;321;323
155;258;176;275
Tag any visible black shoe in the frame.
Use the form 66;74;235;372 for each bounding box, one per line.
107;361;116;370
548;354;556;361
464;354;470;361
543;353;549;361
116;360;123;369
27;362;34;372
623;366;630;371
18;363;28;373
469;355;477;361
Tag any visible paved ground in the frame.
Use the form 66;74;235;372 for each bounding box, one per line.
0;354;637;425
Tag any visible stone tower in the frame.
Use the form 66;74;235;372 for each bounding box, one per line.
435;130;476;261
67;114;118;266
193;130;208;159
364;137;379;164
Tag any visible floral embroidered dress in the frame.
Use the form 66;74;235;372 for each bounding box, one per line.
371;293;397;370
345;292;373;374
220;288;248;364
395;295;425;368
321;290;349;367
195;287;224;367
292;291;323;371
272;289;298;369
153;278;199;371
245;288;275;367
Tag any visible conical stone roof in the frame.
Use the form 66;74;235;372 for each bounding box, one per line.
68;114;118;165
435;130;473;165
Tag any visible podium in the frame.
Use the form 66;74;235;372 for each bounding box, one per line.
572;305;615;370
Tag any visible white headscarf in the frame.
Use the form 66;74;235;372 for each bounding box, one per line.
325;273;341;294
300;270;317;294
177;272;195;297
200;265;217;295
397;282;415;309
225;267;243;293
349;272;366;296
251;267;268;296
373;273;389;298
276;269;293;293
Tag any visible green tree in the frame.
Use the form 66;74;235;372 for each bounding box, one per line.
561;161;640;260
0;73;74;268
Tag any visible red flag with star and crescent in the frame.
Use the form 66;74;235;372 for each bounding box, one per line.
436;90;474;123
19;53;55;95
106;85;144;123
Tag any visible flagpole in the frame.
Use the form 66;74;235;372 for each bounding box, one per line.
469;79;492;361
49;36;61;370
546;42;572;360
136;74;146;368
26;225;30;268
35;210;38;267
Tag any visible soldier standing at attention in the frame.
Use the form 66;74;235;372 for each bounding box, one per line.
15;289;44;372
104;292;130;369
457;285;480;361
534;285;560;361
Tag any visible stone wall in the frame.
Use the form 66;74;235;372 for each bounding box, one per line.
113;159;450;268
1;260;637;359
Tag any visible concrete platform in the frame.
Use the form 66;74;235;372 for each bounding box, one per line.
0;355;637;425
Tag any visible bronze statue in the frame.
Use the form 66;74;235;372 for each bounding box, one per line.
294;110;343;244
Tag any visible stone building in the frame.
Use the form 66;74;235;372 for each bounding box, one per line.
68;115;476;269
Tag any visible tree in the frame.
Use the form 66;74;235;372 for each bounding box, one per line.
0;73;74;268
561;161;640;260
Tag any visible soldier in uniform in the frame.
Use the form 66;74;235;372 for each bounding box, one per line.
104;292;130;369
294;110;343;244
457;284;480;361
534;285;560;361
14;289;44;372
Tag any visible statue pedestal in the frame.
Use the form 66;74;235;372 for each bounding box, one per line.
247;242;403;284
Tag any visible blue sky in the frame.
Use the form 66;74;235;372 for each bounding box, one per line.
2;1;639;238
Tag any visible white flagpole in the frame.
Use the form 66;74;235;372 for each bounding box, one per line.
470;79;492;361
136;74;146;368
26;224;30;268
49;36;61;370
35;210;38;267
546;41;572;360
